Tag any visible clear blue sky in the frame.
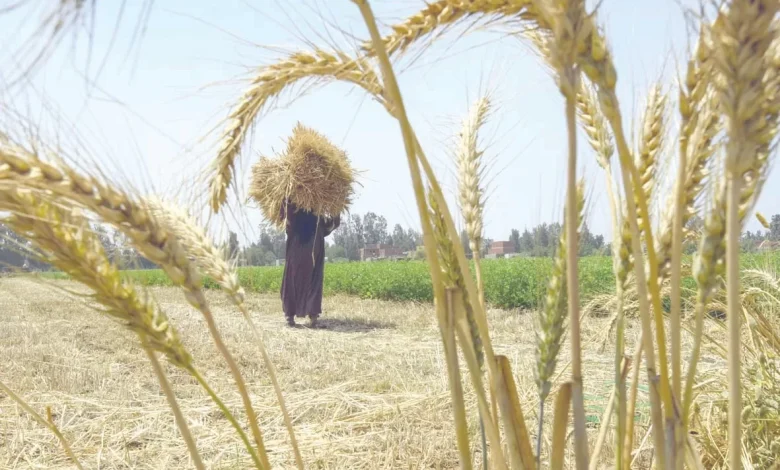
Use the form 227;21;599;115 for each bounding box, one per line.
0;0;774;245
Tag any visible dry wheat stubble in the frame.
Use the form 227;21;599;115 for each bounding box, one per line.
0;276;664;469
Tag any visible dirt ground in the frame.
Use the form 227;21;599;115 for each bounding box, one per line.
0;277;660;469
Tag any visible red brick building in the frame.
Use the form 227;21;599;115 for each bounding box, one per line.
360;244;404;261
487;241;516;257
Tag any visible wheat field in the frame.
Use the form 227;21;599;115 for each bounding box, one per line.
2;0;779;468
0;276;730;469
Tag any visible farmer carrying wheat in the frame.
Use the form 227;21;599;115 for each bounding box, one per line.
279;201;340;326
249;123;356;327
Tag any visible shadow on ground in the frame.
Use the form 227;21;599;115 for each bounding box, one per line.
312;316;396;332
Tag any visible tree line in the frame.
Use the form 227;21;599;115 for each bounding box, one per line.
3;212;779;271
239;212;424;264
742;213;780;251
505;221;606;257
0;223;158;272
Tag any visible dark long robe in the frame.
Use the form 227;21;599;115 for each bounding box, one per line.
280;201;340;320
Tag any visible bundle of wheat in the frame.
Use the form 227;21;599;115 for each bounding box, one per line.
249;123;356;227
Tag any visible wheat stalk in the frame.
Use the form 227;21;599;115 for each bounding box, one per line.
535;179;584;463
0;380;84;469
452;94;493;468
534;179;584;401
667;34;715;469
429;188;483;369
145;197;304;470
0;192;206;470
208;49;385;213
542;1;592;466
709;3;780;467
561;9;677;464
352;3;493;468
356;2;525;468
0;141;271;468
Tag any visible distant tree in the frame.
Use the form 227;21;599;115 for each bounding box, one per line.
460;229;473;257
406;228;422;251
509;229;520;253
533;223;550;251
593;234;605;249
771;214;780;240
520;229;533;252
482;238;493;257
391;224;406;247
326;244;346;260
363;212;389;245
227;231;240;259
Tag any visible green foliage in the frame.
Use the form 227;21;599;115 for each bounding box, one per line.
39;253;780;310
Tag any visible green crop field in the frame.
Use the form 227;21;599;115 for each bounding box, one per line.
38;252;780;310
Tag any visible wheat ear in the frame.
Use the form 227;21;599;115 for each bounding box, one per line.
657;98;719;284
0;193;205;470
635;84;667;237
0;142;271;468
453;94;492;469
456;95;491;305
145;198;304;470
429;188;483;368
13;196;263;467
208;49;385;213
710;3;780;467
362;0;540;56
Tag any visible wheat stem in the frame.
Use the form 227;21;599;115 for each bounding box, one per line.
445;287;474;470
623;340;644;470
0;380;85;470
193;292;271;468
353;2;492;469
189;368;262;468
669;79;691;470
454;316;511;470
143;347;206;470
564;90;588;470
549;382;572;470
726;175;743;470
237;305;304;469
543;1;590;464
146;199;302;469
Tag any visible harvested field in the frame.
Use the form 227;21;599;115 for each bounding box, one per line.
0;277;728;469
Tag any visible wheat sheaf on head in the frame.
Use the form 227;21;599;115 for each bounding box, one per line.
208;50;382;215
248;123;357;228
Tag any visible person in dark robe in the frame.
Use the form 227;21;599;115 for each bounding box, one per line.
279;200;340;327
